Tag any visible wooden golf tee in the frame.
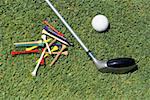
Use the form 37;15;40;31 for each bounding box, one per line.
45;51;68;56
42;29;70;46
25;39;51;51
43;20;64;37
11;49;40;56
31;39;56;76
36;46;59;63
26;46;38;51
50;44;67;66
44;46;59;58
41;35;51;54
14;40;44;47
40;57;45;65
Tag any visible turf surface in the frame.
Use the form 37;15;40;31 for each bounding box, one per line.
0;0;150;99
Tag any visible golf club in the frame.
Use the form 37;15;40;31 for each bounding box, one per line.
45;0;136;73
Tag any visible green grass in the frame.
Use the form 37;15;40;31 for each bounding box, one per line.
0;0;150;99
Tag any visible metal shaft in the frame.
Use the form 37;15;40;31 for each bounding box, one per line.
45;0;90;53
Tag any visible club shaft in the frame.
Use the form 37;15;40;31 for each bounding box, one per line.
45;0;89;53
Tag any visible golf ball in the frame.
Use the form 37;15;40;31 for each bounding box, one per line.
92;15;109;32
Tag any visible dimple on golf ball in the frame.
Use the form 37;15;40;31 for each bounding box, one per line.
92;15;109;32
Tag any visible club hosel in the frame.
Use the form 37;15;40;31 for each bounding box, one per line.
87;51;95;60
87;51;107;69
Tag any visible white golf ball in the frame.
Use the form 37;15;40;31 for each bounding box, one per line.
92;15;109;32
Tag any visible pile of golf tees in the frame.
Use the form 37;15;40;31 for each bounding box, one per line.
11;20;72;76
